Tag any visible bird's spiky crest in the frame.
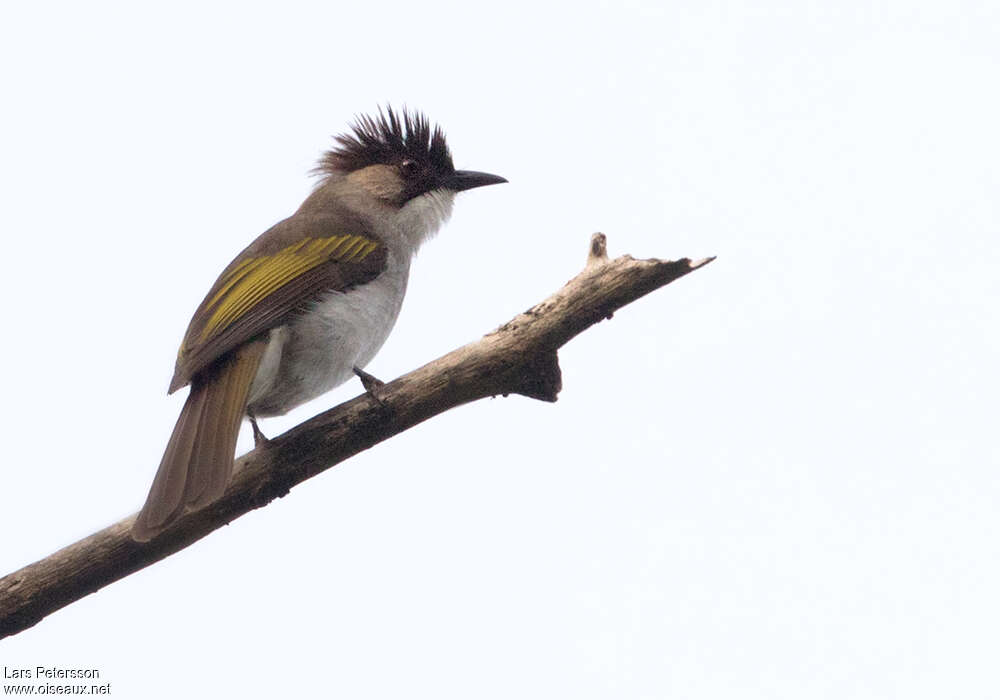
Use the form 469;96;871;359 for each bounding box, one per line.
315;106;454;178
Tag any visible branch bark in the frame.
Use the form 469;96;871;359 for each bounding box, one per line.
0;235;714;639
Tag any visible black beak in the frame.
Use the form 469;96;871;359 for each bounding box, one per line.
443;170;508;192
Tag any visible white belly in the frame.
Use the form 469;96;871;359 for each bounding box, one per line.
246;251;410;416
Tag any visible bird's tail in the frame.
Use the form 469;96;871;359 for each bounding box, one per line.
131;340;266;542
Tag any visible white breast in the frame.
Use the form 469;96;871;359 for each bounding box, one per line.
247;250;410;416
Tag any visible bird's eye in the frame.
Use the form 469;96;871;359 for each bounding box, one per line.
400;159;420;177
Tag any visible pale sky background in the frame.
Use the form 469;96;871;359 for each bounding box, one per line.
1;1;998;698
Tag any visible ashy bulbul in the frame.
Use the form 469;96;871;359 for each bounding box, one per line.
132;107;506;541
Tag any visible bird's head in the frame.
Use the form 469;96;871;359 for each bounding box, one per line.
315;106;507;208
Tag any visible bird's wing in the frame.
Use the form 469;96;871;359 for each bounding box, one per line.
168;212;387;393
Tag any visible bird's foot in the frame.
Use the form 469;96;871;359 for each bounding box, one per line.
353;366;387;406
248;412;270;448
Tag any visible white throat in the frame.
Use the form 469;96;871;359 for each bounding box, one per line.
391;188;455;256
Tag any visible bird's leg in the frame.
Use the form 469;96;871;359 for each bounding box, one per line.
353;366;387;406
247;410;270;447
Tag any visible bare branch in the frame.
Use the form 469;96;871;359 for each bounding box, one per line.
0;235;714;639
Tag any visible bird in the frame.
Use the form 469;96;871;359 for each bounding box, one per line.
131;107;507;541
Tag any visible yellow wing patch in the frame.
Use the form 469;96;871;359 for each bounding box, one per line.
190;234;379;349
